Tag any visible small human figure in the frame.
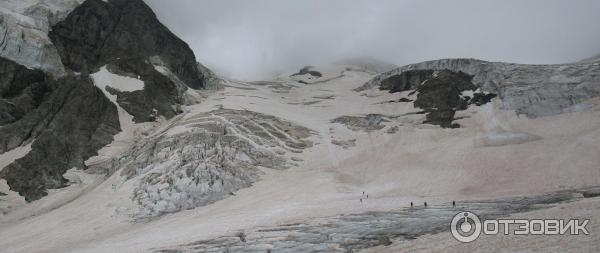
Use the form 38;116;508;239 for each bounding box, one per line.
424;202;427;207
360;198;363;203
366;194;369;199
452;201;456;208
410;201;413;207
363;191;365;195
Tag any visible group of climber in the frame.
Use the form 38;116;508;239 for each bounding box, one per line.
359;191;458;209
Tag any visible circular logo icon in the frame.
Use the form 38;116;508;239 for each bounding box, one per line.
451;211;482;243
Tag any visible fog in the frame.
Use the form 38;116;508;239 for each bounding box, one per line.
145;0;600;80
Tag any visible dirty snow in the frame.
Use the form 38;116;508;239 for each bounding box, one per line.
0;63;599;253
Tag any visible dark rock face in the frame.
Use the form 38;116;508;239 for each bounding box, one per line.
0;61;120;201
49;0;206;89
1;0;218;201
379;69;434;93
470;92;497;106
105;58;184;123
414;70;476;128
380;69;496;128
0;58;49;126
291;66;323;77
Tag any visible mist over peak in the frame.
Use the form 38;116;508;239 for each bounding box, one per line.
145;0;600;80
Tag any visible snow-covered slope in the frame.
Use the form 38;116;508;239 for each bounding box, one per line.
1;1;600;252
1;62;599;252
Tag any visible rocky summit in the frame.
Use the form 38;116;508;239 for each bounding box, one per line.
49;0;206;89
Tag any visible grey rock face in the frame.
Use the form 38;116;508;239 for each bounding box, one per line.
22;0;86;27
332;114;389;132
49;0;207;89
0;0;84;76
114;109;313;220
197;62;222;90
0;73;120;201
331;138;357;149
360;58;600;117
0;9;62;76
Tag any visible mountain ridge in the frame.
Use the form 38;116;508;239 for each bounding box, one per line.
359;58;600;117
0;0;219;201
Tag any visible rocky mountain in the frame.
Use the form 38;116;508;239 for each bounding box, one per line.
49;0;206;89
1;1;600;253
1;56;597;253
0;0;218;201
359;58;600;118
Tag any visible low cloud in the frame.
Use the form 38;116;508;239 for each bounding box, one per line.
146;0;600;80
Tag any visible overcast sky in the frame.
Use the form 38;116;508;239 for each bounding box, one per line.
145;0;600;80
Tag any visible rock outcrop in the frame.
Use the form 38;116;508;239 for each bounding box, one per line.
359;58;600;117
378;69;433;93
291;66;323;78
0;62;120;201
332;114;389;132
49;0;207;89
103;58;186;123
410;70;495;128
364;69;497;128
